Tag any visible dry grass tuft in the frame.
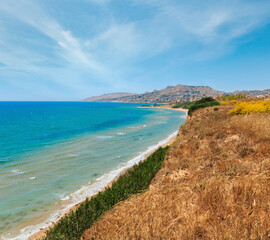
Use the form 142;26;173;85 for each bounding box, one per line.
82;105;270;240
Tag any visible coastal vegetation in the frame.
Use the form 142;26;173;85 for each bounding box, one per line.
216;94;246;101
43;146;169;240
229;99;270;114
82;102;270;240
172;97;220;116
187;97;220;115
172;100;196;109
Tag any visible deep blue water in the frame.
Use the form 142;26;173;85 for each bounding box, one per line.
0;102;151;164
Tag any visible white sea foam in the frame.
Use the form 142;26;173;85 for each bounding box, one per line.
61;196;70;201
96;135;114;139
29;177;36;180
2;131;178;240
11;169;25;175
116;132;125;135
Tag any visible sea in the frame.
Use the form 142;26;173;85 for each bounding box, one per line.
0;102;186;240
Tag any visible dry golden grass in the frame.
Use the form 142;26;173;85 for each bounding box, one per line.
82;105;270;240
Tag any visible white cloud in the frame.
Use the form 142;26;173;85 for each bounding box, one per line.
131;0;270;57
82;0;270;66
0;0;121;98
87;23;169;64
0;0;106;73
0;0;270;99
2;0;269;70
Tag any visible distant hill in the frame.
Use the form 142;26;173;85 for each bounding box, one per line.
83;84;224;103
83;92;136;102
82;84;270;103
231;89;270;97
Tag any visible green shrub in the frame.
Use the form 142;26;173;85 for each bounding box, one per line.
213;107;219;111
141;104;151;107
172;101;196;109
44;147;169;240
195;97;217;104
188;97;220;116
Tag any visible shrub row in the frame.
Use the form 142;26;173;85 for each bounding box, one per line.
172;101;196;109
43;146;169;240
188;97;221;116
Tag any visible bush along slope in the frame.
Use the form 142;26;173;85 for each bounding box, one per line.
43;146;169;240
188;97;220;116
172;101;196;109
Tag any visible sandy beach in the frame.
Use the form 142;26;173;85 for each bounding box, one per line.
140;105;188;113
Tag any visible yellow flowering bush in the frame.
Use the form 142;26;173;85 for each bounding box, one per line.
229;100;270;114
221;101;230;105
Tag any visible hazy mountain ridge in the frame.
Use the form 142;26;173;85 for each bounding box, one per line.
83;92;136;102
231;89;270;97
83;84;270;103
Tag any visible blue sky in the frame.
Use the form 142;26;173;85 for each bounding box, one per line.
0;0;270;100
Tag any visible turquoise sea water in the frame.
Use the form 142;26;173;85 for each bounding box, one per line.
0;102;186;239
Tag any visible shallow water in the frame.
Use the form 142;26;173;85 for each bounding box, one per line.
0;102;186;239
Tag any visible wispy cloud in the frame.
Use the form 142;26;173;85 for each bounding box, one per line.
0;0;105;73
0;0;270;100
83;0;270;65
130;0;270;59
0;0;118;99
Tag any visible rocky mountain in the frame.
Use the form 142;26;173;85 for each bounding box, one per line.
83;84;270;103
83;84;224;103
231;89;270;97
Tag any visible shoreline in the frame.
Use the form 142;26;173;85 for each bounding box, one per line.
140;105;188;113
4;127;183;240
28;131;179;240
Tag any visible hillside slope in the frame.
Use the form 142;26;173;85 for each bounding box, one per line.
232;89;270;97
83;92;136;102
83;84;224;103
83;84;270;103
83;105;270;239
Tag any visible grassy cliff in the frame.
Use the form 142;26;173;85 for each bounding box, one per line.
82;100;270;239
42;147;169;239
